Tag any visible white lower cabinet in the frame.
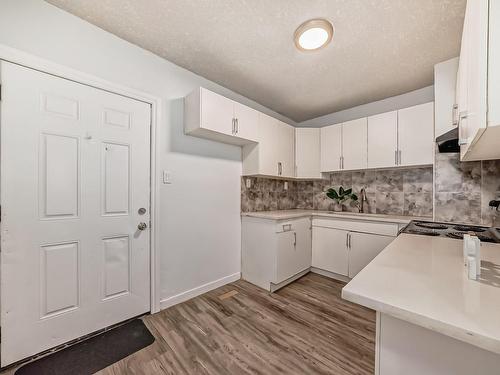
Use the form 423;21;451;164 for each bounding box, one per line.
312;227;349;276
348;232;394;278
242;216;312;291
242;215;402;291
312;218;399;279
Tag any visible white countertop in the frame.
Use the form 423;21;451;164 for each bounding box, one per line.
241;209;429;224
342;233;500;354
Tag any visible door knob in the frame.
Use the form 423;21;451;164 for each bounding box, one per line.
137;222;148;231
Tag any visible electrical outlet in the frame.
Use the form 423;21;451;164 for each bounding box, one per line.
246;178;252;188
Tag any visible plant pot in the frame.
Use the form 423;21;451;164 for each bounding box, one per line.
332;202;343;212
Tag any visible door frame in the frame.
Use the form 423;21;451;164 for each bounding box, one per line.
0;45;162;315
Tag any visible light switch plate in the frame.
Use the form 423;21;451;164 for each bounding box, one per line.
284;181;288;190
163;170;172;184
245;178;251;188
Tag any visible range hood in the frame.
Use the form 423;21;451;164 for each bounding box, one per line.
436;127;459;153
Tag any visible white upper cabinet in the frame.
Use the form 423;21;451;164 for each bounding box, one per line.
342;118;367;171
233;102;259;141
276;120;295;178
184;87;259;145
320;119;367;172
320;124;342;172
295;128;321;179
434;57;459;138
200;88;234;136
368;111;398;168
242;114;295;178
397;102;435;167
456;0;500;161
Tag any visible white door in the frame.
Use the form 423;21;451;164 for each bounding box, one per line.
320;124;342;172
368;111;398;168
311;227;348;276
201;87;233;136
398;102;434;167
0;62;151;366
276;120;295;178
342;118;367;170
295;128;321;178
233;102;258;142
348;232;394;278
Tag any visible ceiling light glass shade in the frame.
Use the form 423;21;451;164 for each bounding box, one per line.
294;19;334;51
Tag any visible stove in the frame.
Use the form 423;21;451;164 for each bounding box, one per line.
401;220;500;243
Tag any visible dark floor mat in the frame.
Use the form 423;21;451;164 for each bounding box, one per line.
15;319;155;375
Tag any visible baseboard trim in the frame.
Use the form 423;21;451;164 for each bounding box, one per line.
310;267;350;283
159;272;241;310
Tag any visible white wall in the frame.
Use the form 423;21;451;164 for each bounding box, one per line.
299;85;435;127
0;0;294;305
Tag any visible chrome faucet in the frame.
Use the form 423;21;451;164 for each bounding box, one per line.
489;195;500;227
359;188;368;213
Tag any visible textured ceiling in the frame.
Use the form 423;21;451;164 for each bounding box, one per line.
45;0;466;122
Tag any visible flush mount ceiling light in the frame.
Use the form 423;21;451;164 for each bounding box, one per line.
294;18;334;51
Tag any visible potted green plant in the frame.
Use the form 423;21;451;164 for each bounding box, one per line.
326;186;359;212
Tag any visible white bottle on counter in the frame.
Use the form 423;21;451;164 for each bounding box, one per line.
463;234;481;280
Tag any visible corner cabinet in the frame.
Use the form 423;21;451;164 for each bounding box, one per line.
295;128;321;179
184;87;259;145
241;216;312;291
456;0;500;161
242;113;295;178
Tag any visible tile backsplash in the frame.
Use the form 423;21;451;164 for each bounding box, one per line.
241;153;500;225
435;151;500;226
241;166;434;217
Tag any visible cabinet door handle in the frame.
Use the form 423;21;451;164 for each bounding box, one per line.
339;156;342;170
346;233;349;249
235;118;239;134
293;232;297;247
278;162;282;176
395;150;398;165
398;150;401;165
231;118;235;134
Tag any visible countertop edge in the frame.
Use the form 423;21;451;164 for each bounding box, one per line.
342;284;500;356
241;210;423;224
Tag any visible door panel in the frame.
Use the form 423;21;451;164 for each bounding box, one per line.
398;102;434;166
312;227;348;276
342;118;367;170
320;124;342;172
348;232;394;278
368;111;398;168
41;134;80;218
0;62;151;366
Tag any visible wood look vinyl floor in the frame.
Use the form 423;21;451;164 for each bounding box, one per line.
4;273;376;374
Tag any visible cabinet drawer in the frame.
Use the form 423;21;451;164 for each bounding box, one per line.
275;217;310;233
312;218;399;236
